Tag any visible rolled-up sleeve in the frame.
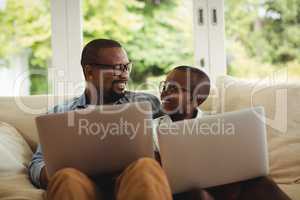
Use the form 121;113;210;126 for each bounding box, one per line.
27;97;80;188
28;144;45;188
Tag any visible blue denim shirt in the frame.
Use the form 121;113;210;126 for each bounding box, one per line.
28;91;161;188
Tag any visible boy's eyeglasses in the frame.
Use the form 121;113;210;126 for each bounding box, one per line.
159;81;190;94
88;62;132;76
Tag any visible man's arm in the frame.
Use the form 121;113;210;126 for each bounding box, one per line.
28;97;79;189
28;144;49;189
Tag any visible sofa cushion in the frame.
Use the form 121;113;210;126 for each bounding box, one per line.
0;174;44;200
0;121;44;199
216;76;300;184
0;121;33;174
0;95;76;151
278;183;300;200
199;85;219;114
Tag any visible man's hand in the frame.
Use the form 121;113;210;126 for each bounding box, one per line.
40;166;49;189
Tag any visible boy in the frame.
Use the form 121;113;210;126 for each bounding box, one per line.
154;66;290;200
154;65;213;200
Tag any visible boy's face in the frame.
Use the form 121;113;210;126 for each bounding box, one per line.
160;70;193;115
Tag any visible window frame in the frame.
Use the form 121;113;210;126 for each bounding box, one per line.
193;0;226;83
50;0;84;96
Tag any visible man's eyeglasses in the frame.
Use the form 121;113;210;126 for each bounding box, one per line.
88;62;132;76
159;81;190;94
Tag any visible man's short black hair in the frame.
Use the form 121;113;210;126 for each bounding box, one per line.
81;39;122;68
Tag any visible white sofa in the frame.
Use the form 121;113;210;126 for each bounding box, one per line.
0;76;299;199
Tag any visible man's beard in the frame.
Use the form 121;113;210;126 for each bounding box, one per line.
107;88;125;103
102;80;126;103
93;89;124;104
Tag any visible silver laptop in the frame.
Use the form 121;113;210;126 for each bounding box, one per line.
157;106;269;194
36;101;154;177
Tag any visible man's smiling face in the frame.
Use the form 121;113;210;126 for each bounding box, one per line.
86;47;130;97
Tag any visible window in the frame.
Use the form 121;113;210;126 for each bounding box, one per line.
225;0;300;80
82;0;194;94
2;0;297;97
0;0;51;96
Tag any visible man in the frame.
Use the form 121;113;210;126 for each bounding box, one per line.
155;65;291;200
28;39;173;200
